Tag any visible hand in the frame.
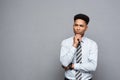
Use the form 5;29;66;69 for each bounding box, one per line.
73;34;82;48
61;63;74;70
61;65;70;71
71;64;74;69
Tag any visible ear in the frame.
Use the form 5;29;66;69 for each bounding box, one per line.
85;26;88;31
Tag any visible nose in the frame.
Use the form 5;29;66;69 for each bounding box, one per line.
77;26;80;30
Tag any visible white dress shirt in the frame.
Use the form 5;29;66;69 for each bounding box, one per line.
60;36;98;80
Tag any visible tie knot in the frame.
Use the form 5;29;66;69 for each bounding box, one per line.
77;42;81;47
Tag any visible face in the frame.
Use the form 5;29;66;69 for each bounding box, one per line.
73;19;88;36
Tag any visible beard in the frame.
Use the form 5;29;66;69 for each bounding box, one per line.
73;30;84;36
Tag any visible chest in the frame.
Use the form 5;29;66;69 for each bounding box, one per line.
74;43;91;62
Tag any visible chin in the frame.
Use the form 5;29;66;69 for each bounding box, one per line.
75;32;81;34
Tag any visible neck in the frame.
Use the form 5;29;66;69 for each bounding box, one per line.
75;34;84;37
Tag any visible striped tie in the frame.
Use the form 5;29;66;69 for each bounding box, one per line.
75;42;82;80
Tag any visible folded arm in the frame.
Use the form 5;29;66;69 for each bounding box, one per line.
60;41;77;67
74;42;98;72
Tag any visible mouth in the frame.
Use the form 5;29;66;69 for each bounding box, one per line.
76;30;80;32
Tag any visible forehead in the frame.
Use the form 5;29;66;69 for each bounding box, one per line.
74;19;86;25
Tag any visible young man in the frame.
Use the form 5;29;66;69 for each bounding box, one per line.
60;14;98;80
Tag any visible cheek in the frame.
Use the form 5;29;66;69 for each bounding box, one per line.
81;28;87;32
73;27;76;30
73;28;75;31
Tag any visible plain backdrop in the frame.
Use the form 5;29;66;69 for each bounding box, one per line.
0;0;120;80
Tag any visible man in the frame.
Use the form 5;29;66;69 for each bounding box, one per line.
60;13;98;80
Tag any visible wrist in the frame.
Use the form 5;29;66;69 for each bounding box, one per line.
71;64;74;69
73;44;78;48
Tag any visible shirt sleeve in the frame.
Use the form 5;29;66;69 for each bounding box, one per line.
60;40;77;67
74;42;98;72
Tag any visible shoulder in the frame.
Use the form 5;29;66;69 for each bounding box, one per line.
84;37;98;47
61;37;73;46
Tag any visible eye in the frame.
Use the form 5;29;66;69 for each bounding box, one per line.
74;24;78;26
80;25;84;27
74;24;85;27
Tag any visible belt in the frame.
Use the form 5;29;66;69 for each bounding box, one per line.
65;77;92;80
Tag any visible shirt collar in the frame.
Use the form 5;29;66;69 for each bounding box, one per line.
81;37;86;43
72;36;86;43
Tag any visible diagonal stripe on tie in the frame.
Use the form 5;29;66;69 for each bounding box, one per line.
76;72;82;80
76;49;82;56
77;58;82;63
75;42;82;80
76;46;81;52
76;55;82;63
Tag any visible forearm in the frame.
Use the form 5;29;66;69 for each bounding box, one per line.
62;61;97;72
74;61;97;72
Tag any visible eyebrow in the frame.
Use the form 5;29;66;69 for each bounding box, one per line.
74;24;84;26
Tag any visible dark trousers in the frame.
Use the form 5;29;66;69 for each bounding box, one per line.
65;77;92;80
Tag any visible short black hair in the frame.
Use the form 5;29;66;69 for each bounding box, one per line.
74;13;90;25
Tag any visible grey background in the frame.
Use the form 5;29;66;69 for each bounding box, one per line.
0;0;120;80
